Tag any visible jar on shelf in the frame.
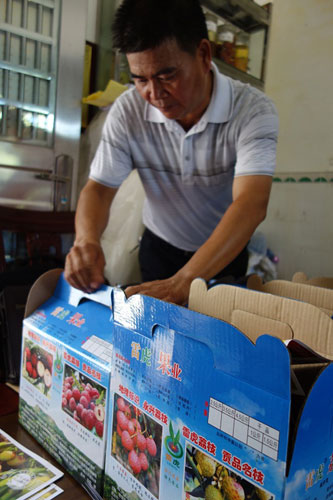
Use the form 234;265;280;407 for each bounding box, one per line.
215;23;236;66
234;31;250;73
205;11;218;57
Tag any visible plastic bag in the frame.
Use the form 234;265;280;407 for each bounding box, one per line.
101;170;145;286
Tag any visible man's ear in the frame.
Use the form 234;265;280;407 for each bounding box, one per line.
198;39;212;73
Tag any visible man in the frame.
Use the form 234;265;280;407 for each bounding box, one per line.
65;0;278;305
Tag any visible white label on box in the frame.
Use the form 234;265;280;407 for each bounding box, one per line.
208;398;280;460
81;335;113;363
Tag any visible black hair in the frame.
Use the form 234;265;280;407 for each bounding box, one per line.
112;0;208;55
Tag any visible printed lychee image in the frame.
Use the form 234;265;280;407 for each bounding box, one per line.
22;339;53;397
184;445;273;500
61;363;106;439
111;394;162;499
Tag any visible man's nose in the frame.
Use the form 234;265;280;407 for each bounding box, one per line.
148;79;166;100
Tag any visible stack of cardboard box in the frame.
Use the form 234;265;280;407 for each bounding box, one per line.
19;269;333;500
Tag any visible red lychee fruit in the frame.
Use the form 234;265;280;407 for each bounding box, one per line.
90;388;100;400
94;404;105;422
26;361;33;376
127;420;135;436
117;424;123;437
80;390;91;404
128;450;141;475
65;389;73;401
84;409;96;430
117;397;127;412
76;403;84;418
139;452;149;471
72;387;81;402
117;410;129;431
131;418;141;432
121;430;134;451
46;353;53;371
25;347;31;360
73;410;80;422
62;397;68;408
31;353;37;367
32;368;37;379
137;433;147;452
80;394;90;409
81;408;88;423
95;420;104;438
146;437;157;457
69;397;77;412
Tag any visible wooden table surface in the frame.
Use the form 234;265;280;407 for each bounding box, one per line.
0;384;92;499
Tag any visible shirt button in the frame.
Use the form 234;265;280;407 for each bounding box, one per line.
185;156;190;161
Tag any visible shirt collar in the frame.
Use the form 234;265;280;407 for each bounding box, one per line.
144;61;234;126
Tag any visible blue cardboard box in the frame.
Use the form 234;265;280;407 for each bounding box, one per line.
18;269;114;497
103;284;333;500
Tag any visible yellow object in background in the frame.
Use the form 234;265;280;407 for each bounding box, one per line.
82;80;128;108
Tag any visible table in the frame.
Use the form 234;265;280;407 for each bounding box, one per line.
0;384;92;499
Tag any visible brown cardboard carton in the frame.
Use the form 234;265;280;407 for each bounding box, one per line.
247;274;333;316
188;279;333;359
292;271;333;290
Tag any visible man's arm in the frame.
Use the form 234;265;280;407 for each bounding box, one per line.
125;175;272;304
65;179;118;292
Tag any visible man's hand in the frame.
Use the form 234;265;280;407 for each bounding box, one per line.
65;241;106;293
124;274;192;306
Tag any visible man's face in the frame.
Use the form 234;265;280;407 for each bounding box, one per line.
127;38;212;130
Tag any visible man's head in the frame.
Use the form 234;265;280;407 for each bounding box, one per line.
112;0;208;55
112;0;212;130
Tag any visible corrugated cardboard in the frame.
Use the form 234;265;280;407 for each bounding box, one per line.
292;271;333;290
188;278;333;359
247;274;333;316
20;271;333;500
19;269;114;497
104;284;333;500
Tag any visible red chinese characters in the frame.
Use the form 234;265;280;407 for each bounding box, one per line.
222;449;264;485
182;426;216;456
142;400;168;424
82;362;101;381
63;351;80;368
157;351;182;381
119;385;140;405
28;330;40;342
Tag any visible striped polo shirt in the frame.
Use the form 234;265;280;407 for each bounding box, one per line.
90;63;278;251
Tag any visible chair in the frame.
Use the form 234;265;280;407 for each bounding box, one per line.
0;206;75;272
0;206;75;384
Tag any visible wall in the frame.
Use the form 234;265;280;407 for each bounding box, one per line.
261;0;333;279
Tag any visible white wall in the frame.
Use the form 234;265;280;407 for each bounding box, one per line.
260;0;333;279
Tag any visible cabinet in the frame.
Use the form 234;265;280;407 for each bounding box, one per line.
201;0;272;90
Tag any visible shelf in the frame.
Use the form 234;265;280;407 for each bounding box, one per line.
201;0;270;31
213;58;264;90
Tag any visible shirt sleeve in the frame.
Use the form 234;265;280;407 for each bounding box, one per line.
89;97;133;188
235;99;279;177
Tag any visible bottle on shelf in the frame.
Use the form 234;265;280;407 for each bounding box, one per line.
234;31;250;73
215;23;236;66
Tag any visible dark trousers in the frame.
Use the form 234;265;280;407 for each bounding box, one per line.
139;228;248;284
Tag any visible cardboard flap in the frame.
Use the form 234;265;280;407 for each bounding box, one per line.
51;272;112;308
113;286;291;399
248;274;333;316
25;268;63;318
292;271;333;290
230;309;294;342
188;279;333;360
